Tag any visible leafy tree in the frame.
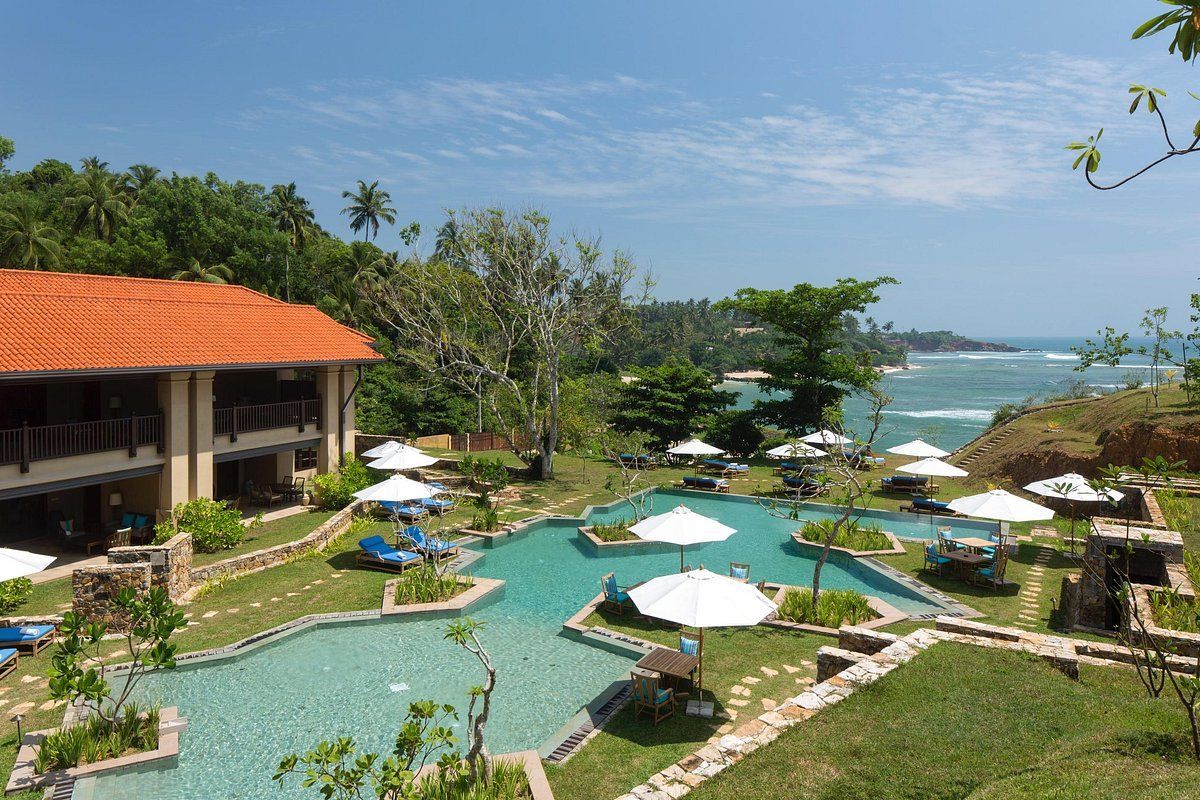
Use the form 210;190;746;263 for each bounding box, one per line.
704;409;764;458
22;158;74;191
370;208;636;479
0;135;14;171
715;277;898;433
120;164;161;206
611;358;734;449
65;168;130;240
170;257;233;284
0;204;62;268
340;179;396;242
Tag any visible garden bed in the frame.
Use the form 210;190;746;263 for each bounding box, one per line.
577;525;652;549
789;528;905;558
764;585;905;633
381;575;504;617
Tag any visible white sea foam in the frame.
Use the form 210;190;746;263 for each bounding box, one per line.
887;408;993;421
1043;353;1077;361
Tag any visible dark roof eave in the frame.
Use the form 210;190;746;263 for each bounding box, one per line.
0;356;384;383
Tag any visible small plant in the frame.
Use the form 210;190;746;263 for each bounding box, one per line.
776;587;876;628
312;456;374;510
797;518;890;551
0;577;33;614
394;564;473;604
591;521;636;542
33;702;160;773
153;497;255;553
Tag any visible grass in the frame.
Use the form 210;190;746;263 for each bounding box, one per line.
548;611;826;800
1158;489;1200;552
687;643;1200;800
189;508;337;566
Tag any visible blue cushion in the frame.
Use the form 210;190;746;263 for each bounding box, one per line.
378;549;419;564
0;626;51;643
134;515;150;528
680;637;699;656
120;512;136;527
731;566;748;580
0;648;16;666
655;688;672;704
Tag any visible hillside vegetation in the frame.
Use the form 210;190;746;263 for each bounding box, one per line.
957;384;1200;485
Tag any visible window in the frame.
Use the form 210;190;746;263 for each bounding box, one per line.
294;447;317;471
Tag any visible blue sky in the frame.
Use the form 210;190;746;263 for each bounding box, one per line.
3;2;1197;336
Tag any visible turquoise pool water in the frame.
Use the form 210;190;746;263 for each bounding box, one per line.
79;490;963;799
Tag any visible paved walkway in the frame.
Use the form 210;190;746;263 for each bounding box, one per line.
708;658;816;738
1013;547;1053;630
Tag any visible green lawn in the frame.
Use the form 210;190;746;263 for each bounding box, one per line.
688;642;1200;800
548;613;826;800
190;508;337;566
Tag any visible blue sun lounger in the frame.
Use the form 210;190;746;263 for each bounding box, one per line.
681;476;729;492
399;526;460;560
378;500;430;522
420;496;456;515
356;535;423;573
0;625;55;654
0;648;16;680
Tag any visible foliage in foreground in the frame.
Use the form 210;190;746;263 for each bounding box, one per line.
796;518;890;552
312;456;373;510
0;577;33;613
776;587;875;628
33;702;160;774
154;496;258;552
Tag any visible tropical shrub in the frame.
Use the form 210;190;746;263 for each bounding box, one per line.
312;455;373;510
0;577;33;613
393;564;472;604
591;521;636;542
776;587;876;628
33;702;160;773
153;497;253;553
797;518;890;551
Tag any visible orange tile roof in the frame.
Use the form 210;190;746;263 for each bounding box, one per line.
0;269;384;377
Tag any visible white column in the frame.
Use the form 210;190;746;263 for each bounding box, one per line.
156;372;192;518
189;370;215;500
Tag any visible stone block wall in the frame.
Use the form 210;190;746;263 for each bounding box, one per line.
1077;522;1185;629
108;532;194;601
837;626;898;655
73;563;151;631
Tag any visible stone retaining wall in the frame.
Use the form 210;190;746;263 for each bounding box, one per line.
108;532;193;600
72;563;151;631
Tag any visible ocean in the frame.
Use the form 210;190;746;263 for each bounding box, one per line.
722;335;1162;452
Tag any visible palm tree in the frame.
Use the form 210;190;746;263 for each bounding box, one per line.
0;205;62;269
65;169;130;240
433;218;464;264
340;180;396;242
268;182;316;251
120;164;161;206
170;258;233;284
80;156;109;172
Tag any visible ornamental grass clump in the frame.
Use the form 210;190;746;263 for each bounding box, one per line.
33;702;160;774
592;520;635;542
777;587;876;628
797;518;890;552
394;564;472;604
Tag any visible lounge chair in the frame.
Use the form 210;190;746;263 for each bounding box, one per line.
881;476;933;495
781;475;823;496
379;501;430;522
841;448;885;469
701;459;749;477
901;497;953;514
420;495;456;515
601;572;635;615
774;462;824;476
356;536;423;573
631;672;676;725
923;543;952;575
618;453;658;469
0;649;16;681
0;625;55;655
681;476;729;493
729;562;750;583
399;526;459;560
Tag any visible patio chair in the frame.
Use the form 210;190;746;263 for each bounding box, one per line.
631;672;676;725
971;546;1009;589
247;482;283;508
0;649;16;681
0;625;55;655
937;529;960;554
923;543;952;575
355;535;423;573
105;526;132;550
399;526;459;560
601;572;635;615
292;476;307;501
782;475;823;496
729;562;750;582
681;476;729;493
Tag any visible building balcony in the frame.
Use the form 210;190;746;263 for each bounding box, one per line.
0;414;164;472
212;398;321;441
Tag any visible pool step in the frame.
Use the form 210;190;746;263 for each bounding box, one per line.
43;779;74;800
543;684;631;764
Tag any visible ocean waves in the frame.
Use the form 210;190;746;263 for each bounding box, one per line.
886;408;993;422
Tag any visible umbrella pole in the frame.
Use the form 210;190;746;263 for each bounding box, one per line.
680;545;685;573
698;627;704;700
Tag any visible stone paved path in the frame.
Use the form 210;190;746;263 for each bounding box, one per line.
1014;547;1053;629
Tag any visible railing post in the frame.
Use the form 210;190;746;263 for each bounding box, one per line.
157;409;165;453
19;422;29;474
230;402;239;443
315;394;322;430
128;413;138;458
298;399;306;434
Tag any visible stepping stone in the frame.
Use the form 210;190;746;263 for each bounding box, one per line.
741;676;761;685
250;603;262;608
730;685;750;697
312;579;324;585
727;709;738;720
226;608;239;614
331;574;343;579
9;702;33;715
270;597;281;602
760;698;777;711
286;592;300;597
782;664;801;674
800;660;814;667
202;611;219;618
182;613;193;619
716;723;735;735
20;675;39;684
301;585;312;591
759;666;779;677
728;698;749;707
38;700;62;711
0;686;13;695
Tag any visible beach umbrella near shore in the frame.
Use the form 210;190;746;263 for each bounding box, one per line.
628;568;776;715
765;442;827;459
948;489;1054;539
667;439;725;457
897;457;969;528
886;438;950;459
629;504;737;571
800;429;852;447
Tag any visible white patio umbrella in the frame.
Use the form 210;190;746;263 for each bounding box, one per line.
800;429;852;446
886;438;951;459
765;442;827;459
353;474;435;504
897;458;968;524
366;447;440;471
361;440;404;459
1023;473;1122;554
629;568;776;715
666;439;725;457
948;489;1054;539
629;504;736;571
0;548;55;582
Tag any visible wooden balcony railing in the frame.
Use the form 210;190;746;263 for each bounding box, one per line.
0;413;164;473
213;397;321;442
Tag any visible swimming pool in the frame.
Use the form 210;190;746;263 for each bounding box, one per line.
76;489;965;799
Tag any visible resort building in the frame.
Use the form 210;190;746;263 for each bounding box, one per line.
0;269;382;550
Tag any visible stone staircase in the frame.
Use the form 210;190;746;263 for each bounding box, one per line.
953;426;1016;469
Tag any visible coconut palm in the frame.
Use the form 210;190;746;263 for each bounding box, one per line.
120;164;161;206
340;180;396;242
80;156;109;172
0;205;62;269
268;182;316;251
65;169;130;240
170;258;233;284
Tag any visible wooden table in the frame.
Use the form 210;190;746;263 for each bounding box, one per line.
636;648;699;695
943;549;989;581
954;537;997;552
